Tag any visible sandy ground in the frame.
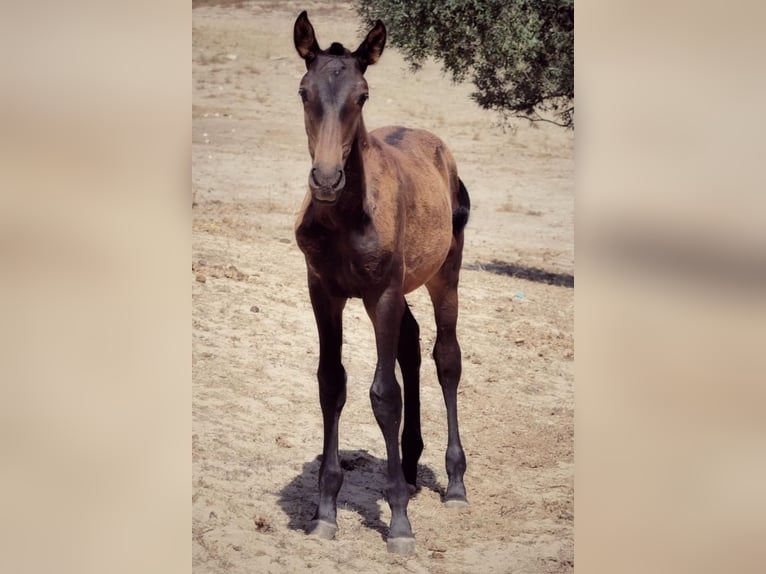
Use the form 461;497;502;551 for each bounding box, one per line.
192;1;574;572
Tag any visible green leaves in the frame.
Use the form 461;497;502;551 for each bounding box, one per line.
356;0;574;128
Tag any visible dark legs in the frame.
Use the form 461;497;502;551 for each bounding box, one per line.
427;242;468;507
307;276;347;539
399;303;423;489
305;246;464;553
365;284;416;555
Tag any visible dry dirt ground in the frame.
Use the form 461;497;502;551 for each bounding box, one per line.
192;2;574;572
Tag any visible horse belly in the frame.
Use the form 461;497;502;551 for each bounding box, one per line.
401;197;453;294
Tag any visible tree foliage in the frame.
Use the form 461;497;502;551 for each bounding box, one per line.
356;0;574;128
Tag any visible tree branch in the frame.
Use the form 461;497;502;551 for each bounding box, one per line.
513;110;572;129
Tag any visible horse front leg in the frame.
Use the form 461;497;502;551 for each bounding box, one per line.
307;274;348;539
364;284;416;555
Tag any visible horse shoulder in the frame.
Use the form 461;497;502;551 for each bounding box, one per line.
364;138;406;249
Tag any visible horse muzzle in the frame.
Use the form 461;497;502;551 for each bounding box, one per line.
309;166;345;203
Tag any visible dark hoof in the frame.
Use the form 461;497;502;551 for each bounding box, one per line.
387;536;416;555
444;497;469;509
308;520;337;540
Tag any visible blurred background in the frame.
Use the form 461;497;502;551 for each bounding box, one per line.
0;1;764;573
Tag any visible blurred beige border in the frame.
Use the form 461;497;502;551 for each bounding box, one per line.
578;1;766;572
2;1;765;573
0;2;190;573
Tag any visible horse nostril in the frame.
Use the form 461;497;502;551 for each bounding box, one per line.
310;167;343;191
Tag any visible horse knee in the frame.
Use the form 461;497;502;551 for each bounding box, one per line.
369;377;402;425
317;362;347;408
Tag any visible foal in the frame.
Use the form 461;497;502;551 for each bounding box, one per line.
293;12;470;555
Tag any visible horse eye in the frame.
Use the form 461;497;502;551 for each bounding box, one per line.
298;89;308;103
357;93;369;106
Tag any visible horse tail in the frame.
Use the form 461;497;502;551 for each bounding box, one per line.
452;178;471;236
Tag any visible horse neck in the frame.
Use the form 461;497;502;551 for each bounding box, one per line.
344;116;369;197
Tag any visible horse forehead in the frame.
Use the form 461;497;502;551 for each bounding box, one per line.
310;56;364;90
319;57;348;74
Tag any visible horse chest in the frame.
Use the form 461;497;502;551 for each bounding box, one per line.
297;226;391;298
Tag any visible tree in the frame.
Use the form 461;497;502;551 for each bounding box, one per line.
356;0;574;128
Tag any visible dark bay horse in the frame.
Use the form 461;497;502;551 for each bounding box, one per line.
292;11;471;555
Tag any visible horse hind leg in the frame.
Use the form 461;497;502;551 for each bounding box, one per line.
398;301;423;492
426;239;468;507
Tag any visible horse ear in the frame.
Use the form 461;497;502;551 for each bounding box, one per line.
354;20;386;72
294;11;320;67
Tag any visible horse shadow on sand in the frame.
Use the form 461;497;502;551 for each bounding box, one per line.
465;259;574;288
277;449;441;540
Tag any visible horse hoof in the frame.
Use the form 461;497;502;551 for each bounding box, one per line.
308;520;337;540
444;497;469;509
387;536;416;555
